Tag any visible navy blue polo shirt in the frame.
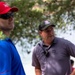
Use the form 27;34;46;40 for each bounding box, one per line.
32;37;75;75
0;38;26;75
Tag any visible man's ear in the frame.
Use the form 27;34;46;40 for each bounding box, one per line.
38;31;42;35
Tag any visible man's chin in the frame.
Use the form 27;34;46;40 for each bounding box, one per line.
47;36;54;40
1;28;14;31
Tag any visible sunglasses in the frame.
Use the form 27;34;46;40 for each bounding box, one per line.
0;12;14;19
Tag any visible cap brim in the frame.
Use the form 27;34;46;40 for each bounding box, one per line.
0;7;18;14
10;7;18;12
42;24;55;30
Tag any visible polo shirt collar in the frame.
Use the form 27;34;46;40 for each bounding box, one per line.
41;37;58;47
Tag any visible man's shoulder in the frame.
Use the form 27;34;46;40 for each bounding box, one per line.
33;41;42;52
35;41;42;48
0;38;11;48
55;37;75;47
56;37;71;43
0;40;7;46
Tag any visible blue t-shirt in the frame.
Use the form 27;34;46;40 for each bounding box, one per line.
0;38;26;75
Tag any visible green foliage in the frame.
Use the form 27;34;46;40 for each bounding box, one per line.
0;31;7;40
1;0;75;52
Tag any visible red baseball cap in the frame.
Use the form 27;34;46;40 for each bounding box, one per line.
0;2;18;15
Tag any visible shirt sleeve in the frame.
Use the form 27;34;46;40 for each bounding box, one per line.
66;40;75;57
32;47;41;69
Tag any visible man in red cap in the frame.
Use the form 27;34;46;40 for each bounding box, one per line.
0;1;26;75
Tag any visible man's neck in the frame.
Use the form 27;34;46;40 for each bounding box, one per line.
43;37;54;46
3;30;11;37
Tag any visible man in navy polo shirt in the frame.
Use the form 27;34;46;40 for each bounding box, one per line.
32;20;75;75
0;1;26;75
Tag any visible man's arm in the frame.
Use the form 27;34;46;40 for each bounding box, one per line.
70;69;75;75
35;68;41;75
